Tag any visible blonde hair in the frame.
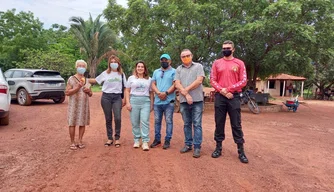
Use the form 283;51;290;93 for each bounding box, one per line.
75;60;87;68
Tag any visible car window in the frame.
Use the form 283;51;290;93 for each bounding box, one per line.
12;71;24;78
4;70;13;78
33;71;61;78
23;71;33;77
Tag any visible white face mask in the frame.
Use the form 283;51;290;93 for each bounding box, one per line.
110;63;119;70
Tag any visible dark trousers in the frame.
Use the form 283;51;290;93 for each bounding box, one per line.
101;92;122;140
214;93;245;144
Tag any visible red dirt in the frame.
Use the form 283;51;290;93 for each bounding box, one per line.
1;92;334;192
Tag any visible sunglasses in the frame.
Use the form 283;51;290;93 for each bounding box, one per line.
222;47;232;50
181;54;191;59
161;70;165;78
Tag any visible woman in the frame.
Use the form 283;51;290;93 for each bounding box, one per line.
65;60;92;150
90;55;126;147
125;61;154;151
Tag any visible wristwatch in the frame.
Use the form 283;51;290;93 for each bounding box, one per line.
165;91;169;95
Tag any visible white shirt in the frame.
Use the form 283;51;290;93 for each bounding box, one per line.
126;75;152;96
95;71;126;93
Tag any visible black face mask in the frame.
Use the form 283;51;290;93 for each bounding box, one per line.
222;50;232;57
161;62;169;69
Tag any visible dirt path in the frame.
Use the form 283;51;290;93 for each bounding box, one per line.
1;92;334;192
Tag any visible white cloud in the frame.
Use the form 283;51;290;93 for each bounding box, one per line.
0;0;128;28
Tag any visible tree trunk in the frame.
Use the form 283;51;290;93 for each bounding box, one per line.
89;58;98;78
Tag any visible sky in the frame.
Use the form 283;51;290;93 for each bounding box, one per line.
0;0;128;28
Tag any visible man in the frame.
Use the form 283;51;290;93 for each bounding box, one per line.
175;49;205;158
150;54;176;149
210;40;249;163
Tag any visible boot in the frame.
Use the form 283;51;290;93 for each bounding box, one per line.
211;142;222;158
237;143;249;163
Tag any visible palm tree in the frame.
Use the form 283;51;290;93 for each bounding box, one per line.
69;14;117;77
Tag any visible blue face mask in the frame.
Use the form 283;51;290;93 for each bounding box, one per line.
77;67;86;74
110;63;119;70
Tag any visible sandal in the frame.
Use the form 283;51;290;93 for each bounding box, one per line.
77;143;85;149
70;144;78;150
104;140;113;146
115;140;121;148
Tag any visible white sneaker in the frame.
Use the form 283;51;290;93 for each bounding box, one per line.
133;141;140;148
142;142;149;151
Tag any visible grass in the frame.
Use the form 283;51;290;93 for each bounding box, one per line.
91;84;102;92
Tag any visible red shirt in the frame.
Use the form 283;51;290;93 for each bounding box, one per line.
210;57;247;93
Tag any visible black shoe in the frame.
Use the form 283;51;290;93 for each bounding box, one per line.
180;145;192;153
239;153;249;163
193;148;201;158
211;149;222;158
163;140;170;149
150;139;161;148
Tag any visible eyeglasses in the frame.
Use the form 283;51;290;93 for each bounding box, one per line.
161;70;165;78
181;54;191;59
222;47;232;50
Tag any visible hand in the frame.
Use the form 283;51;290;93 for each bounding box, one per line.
83;87;90;93
220;88;228;96
122;99;126;107
158;92;167;100
126;103;132;111
185;94;193;105
225;92;234;99
150;105;154;112
74;82;83;90
180;89;188;96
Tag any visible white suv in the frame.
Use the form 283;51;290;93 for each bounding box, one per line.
4;69;66;106
0;68;10;125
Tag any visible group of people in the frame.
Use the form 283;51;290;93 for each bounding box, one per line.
65;40;249;163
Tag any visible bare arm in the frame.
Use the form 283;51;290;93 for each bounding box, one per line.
65;82;82;96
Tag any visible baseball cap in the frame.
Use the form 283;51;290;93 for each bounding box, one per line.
160;54;171;60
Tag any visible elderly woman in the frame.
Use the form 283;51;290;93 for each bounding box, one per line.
65;60;92;150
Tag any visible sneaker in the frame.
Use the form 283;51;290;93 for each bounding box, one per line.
150;139;161;148
162;140;170;149
211;148;222;158
180;145;192;153
193;148;201;158
133;141;140;148
142;142;149;151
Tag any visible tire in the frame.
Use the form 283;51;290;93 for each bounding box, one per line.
0;114;9;125
247;99;260;114
17;88;32;106
53;96;65;104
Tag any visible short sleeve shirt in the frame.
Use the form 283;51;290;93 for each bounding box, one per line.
95;71;126;93
152;67;176;104
126;75;152;96
174;62;205;103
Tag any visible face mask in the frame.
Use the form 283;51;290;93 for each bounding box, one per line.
222;50;232;57
110;63;119;70
77;67;86;74
161;62;169;69
181;57;192;64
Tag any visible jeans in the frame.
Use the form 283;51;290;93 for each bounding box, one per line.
101;92;122;140
214;93;245;144
180;101;203;149
130;96;151;143
154;102;174;141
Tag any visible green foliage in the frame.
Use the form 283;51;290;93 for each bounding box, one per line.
69;14;119;77
15;49;76;80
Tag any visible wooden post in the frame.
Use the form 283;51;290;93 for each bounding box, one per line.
301;81;304;98
282;80;286;97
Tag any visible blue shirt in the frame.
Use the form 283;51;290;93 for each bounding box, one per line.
152;67;176;105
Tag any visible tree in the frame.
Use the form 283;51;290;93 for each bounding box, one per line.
69;14;118;77
0;9;46;70
104;0;334;88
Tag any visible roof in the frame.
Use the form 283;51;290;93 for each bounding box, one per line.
267;73;306;81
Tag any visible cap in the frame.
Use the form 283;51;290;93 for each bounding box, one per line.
160;54;171;60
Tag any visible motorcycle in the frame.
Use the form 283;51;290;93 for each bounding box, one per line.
240;90;260;114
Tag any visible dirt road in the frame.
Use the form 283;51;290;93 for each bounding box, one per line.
1;92;334;192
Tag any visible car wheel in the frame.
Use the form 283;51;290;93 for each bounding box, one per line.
17;88;32;106
53;96;65;104
0;114;9;125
